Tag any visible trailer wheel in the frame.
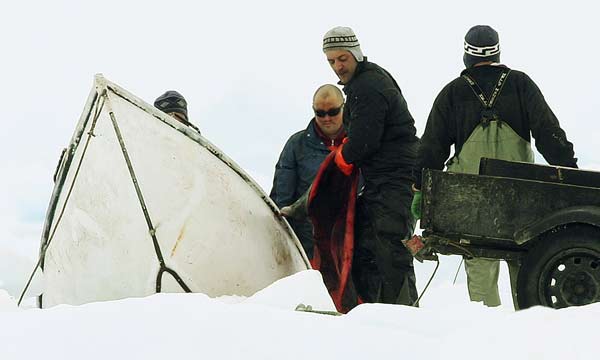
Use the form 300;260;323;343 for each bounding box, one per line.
517;225;600;309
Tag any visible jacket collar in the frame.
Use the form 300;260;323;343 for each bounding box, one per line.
306;118;346;148
460;63;509;76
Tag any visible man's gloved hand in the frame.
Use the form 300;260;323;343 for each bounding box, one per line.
279;206;293;217
334;138;354;176
279;186;310;220
411;187;422;220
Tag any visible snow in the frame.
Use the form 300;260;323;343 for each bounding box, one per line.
0;245;43;298
1;270;598;360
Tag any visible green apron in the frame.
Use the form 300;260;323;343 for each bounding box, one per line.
447;70;533;307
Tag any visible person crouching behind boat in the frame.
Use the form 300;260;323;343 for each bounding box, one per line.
154;90;200;133
270;84;346;259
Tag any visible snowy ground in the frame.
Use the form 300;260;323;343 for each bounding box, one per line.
1;269;598;360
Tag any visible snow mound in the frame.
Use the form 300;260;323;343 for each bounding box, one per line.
242;269;336;311
0;289;17;312
1;268;599;359
0;245;42;298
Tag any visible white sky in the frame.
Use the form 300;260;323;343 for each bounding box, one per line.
1;0;599;268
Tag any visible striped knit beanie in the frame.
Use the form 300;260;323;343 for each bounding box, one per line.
463;25;500;68
322;26;364;62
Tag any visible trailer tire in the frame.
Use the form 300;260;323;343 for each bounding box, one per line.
517;224;600;309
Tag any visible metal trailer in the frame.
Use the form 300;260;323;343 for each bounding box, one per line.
420;158;600;309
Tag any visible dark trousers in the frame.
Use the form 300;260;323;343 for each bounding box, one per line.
351;182;418;305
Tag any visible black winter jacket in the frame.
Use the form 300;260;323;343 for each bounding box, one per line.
270;119;334;258
341;60;419;189
415;65;577;188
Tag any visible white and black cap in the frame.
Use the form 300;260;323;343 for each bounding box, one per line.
463;25;500;68
323;26;364;62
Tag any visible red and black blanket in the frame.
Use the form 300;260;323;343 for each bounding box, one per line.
307;151;360;313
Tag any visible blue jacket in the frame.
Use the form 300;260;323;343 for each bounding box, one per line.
270;119;335;258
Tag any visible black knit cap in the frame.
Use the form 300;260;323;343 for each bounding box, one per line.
154;90;188;121
463;25;500;68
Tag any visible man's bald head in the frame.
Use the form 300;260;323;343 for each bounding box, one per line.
312;84;345;139
312;84;344;106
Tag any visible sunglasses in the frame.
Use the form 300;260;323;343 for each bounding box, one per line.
314;105;343;118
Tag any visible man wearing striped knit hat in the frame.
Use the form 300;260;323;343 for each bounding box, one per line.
322;26;421;306
412;25;577;308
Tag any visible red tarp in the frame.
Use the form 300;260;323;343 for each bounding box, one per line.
307;151;360;313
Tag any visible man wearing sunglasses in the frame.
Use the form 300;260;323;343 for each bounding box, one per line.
322;26;420;306
270;84;346;259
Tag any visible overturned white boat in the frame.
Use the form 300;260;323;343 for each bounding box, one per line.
36;75;310;307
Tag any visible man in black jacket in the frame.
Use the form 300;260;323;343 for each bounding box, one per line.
413;25;577;307
323;26;420;305
270;84;346;259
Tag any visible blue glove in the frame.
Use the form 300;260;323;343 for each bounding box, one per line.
411;190;422;220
